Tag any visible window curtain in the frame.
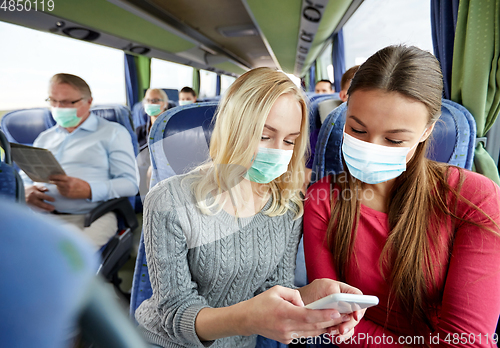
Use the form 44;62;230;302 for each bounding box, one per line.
331;29;346;93
430;0;459;100
192;68;200;97
216;74;221;96
124;53;151;108
451;0;500;184
309;64;316;92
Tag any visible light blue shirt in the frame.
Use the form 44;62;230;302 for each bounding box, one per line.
21;113;139;214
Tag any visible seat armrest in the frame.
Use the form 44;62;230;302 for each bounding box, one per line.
84;197;138;230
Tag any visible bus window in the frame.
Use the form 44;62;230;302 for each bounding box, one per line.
199;70;217;99
0;21;125;117
150;59;193;91
220;75;236;95
343;0;433;67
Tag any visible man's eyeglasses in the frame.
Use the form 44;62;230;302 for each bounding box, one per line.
46;97;83;107
144;98;164;104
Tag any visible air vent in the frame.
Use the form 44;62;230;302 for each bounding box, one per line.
217;25;258;37
62;27;100;41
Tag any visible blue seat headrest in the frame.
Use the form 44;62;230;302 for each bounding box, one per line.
90;105;139;156
1;108;55;145
148;102;218;184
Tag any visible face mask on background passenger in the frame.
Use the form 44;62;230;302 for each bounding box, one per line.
52;107;80;128
245;147;294;184
342;128;426;184
179;100;194;106
144;103;162;116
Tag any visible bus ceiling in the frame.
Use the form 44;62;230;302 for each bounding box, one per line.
0;0;363;77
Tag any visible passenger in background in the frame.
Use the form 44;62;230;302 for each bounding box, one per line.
304;45;500;347
135;89;169;203
23;73;138;249
178;86;197;105
136;67;364;348
338;65;359;102
314;79;334;94
136;88;169;149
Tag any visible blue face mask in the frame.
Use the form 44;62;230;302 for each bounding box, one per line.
245;147;294;184
144;103;162;116
52;107;80;128
179;100;194;106
342;130;425;184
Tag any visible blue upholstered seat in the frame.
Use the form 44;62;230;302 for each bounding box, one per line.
0;130;24;202
91;104;139;156
306;94;342;168
0;198;97;348
1;108;55;145
0;199;148;348
130;102;218;317
311;99;477;184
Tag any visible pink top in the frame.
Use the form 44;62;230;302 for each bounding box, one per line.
304;168;500;347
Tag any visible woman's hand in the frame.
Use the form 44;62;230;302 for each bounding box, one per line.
298;279;366;342
236;285;348;344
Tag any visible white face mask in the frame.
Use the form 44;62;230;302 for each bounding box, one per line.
341;128;427;184
179;100;194;106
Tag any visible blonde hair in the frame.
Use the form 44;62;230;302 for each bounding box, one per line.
186;67;309;219
143;88;168;103
50;73;92;99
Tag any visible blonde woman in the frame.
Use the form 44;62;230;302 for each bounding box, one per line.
304;45;500;347
135;68;364;348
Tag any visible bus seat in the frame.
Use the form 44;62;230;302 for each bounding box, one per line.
0;108;55;145
0;130;24;202
197;95;221;103
130;102;218;319
1;106;139;296
163;88;180;102
91;104;139;156
318;99;343;124
307;95;341;169
0;199;148;348
307;92;339;103
0;162;17;202
311;99;477;184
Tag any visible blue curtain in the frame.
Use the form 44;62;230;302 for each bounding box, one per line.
430;0;459;100
216;74;221;96
309;64;316;92
124;53;139;109
332;29;346;93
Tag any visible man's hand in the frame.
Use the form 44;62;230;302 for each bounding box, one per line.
25;185;55;212
49;174;91;199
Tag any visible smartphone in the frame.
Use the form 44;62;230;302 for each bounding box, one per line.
305;293;379;313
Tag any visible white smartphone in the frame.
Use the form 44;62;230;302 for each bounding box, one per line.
305;293;379;313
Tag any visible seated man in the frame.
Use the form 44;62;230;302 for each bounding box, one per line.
178;86;197;105
338;65;359;102
314;79;334;94
136;88;169;149
23;73;138;249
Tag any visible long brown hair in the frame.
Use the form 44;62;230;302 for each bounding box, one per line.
326;45;496;338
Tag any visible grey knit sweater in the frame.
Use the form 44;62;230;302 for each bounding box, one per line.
135;174;303;348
